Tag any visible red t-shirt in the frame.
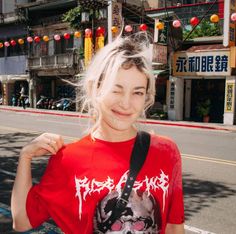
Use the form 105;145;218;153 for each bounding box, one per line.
26;134;184;234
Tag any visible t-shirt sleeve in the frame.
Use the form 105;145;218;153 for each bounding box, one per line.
26;149;67;228
167;144;185;224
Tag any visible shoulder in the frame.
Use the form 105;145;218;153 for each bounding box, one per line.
149;133;181;162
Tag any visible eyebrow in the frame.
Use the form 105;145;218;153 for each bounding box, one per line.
114;84;146;90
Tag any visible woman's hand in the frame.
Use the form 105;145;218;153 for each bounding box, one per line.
20;133;65;160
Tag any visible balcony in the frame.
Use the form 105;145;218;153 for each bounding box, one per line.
27;52;78;70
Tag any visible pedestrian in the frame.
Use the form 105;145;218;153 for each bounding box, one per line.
11;33;185;234
19;83;26;109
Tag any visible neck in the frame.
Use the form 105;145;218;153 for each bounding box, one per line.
92;124;137;142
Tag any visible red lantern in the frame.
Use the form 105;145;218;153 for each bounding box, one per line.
18;38;24;45
85;28;92;37
190;17;199;26
27;36;33;43
125;25;132;32
10;40;16;46
4;41;10;47
96;27;105;36
74;31;81;38
210;14;219;23
231;13;236;22
0;43;3;48
111;26;118;33
34;36;40;43
54;34;61;41
173;20;181;28
139;24;147;31
64;33;70;40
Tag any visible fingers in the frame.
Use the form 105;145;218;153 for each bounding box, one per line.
43;133;65;154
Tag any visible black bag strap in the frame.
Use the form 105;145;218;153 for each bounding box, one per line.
98;131;150;232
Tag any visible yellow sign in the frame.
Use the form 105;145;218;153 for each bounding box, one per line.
225;83;235;112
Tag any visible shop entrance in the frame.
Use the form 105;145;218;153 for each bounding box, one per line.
190;79;225;123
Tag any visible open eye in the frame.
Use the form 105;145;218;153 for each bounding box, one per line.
132;220;145;231
111;220;123;231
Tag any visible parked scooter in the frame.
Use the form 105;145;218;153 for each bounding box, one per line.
36;96;48;109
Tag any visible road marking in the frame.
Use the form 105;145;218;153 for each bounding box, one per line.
184;224;216;234
182;153;236;167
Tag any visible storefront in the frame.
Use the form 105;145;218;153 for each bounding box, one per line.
169;45;235;125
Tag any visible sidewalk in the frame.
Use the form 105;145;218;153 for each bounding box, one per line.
1;105;236;132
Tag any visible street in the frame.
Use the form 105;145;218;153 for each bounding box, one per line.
0;110;236;234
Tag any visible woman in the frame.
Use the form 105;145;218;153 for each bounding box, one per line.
11;33;185;234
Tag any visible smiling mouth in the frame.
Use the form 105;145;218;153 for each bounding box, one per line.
112;110;132;117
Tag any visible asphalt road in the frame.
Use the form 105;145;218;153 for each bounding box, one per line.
0;110;236;234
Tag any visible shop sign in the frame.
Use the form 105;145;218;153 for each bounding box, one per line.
152;44;167;65
112;2;122;36
225;83;235;112
173;51;231;77
169;81;175;109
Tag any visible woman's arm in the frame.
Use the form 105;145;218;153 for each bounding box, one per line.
166;223;185;234
11;133;64;231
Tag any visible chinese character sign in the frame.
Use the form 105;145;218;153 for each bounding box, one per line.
225;83;235;112
173;51;231;76
112;2;122;38
152;44;167;65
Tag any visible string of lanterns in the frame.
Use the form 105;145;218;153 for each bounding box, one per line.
0;12;232;49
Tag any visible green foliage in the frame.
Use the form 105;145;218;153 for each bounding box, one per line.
183;19;221;40
196;99;211;117
62;6;83;29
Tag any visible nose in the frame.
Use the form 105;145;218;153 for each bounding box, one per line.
119;93;132;110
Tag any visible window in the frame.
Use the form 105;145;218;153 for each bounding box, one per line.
54;36;74;55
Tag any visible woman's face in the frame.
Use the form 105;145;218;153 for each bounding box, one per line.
98;66;148;134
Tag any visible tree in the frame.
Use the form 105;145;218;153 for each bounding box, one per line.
183;19;221;39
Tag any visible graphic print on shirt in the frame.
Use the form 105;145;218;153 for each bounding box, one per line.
94;190;162;233
75;170;169;220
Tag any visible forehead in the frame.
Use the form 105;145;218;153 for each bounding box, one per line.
114;66;148;87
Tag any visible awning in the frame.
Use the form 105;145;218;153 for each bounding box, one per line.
153;70;169;76
147;11;175;19
186;44;226;52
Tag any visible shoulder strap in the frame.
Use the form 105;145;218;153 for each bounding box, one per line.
98;131;151;232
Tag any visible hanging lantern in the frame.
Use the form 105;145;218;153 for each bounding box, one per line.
4;41;10;47
74;31;81;38
18;38;24;45
34;36;40;43
96;26;105;36
231;12;236;22
111;26;118;33
156;22;164;30
27;36;33;43
190;17;199;26
10;40;16;46
85;28;92;37
64;33;70;40
54;34;61;41
43;35;49;42
125;25;132;32
139;23;148;31
0;43;3;48
210;14;219;23
173;20;181;28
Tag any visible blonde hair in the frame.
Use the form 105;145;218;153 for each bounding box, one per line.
79;32;155;134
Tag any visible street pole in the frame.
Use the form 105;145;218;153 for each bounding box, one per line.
107;0;112;43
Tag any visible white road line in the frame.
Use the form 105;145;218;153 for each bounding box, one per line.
185;224;216;234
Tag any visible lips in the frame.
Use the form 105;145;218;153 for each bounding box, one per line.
112;109;132;117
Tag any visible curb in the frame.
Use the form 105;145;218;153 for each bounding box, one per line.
0;106;234;132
